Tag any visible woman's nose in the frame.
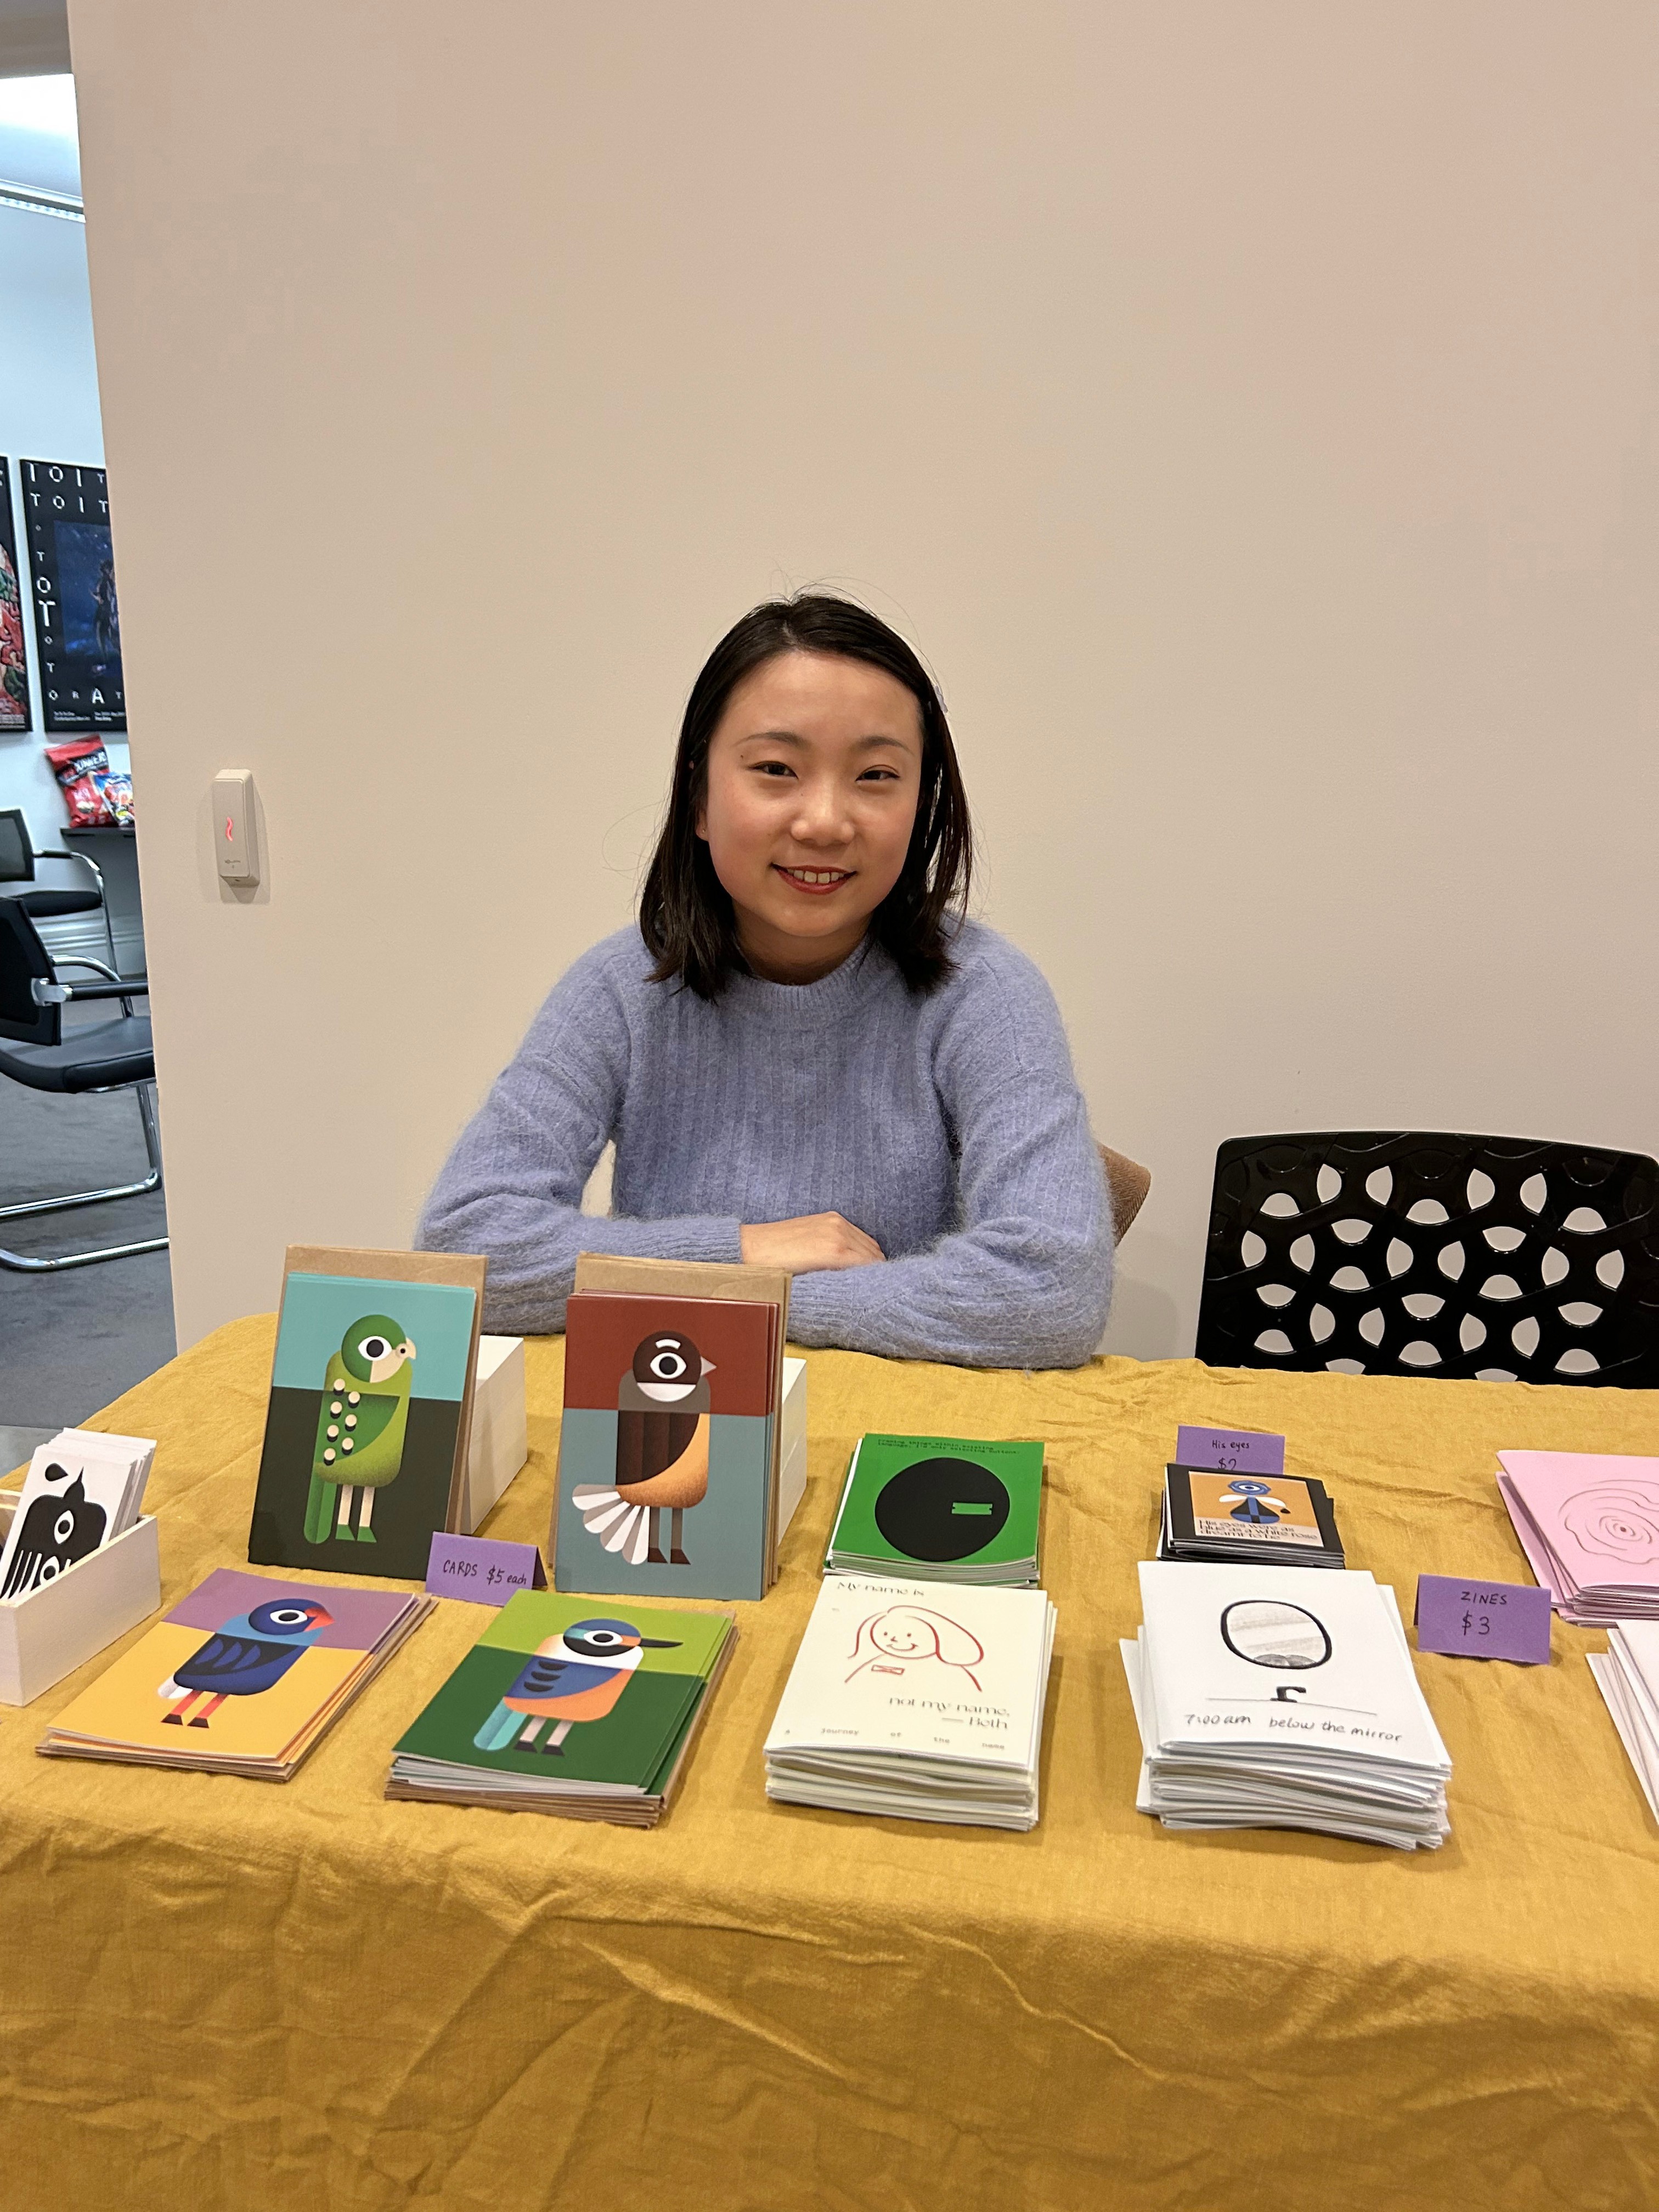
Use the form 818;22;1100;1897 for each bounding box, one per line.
790;782;853;844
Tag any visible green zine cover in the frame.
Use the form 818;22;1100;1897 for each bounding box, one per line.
393;1592;730;1788
828;1434;1045;1573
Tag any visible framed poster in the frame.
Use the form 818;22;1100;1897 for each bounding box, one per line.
20;459;125;732
0;459;30;732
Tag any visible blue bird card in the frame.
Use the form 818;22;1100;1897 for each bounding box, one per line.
248;1245;488;1583
40;1567;433;1780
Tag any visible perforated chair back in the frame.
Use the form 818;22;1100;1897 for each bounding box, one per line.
0;808;34;884
0;898;61;1047
1195;1131;1659;1388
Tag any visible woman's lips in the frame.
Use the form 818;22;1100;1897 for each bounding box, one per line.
772;865;854;896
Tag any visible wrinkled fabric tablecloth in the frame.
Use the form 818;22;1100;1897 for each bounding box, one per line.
3;1316;1657;2211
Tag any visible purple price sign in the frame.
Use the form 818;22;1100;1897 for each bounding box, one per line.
426;1532;546;1606
1414;1573;1551;1664
1175;1425;1285;1476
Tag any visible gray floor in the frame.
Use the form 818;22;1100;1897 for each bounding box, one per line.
0;1058;174;1438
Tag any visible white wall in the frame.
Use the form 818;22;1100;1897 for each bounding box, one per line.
0;77;125;842
66;1;1659;1357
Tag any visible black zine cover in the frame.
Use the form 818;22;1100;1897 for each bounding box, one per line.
20;459;126;732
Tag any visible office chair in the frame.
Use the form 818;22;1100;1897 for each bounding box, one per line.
0;897;167;1272
1195;1129;1659;1387
0;805;119;973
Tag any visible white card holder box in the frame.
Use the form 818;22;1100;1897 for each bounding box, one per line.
0;1493;161;1706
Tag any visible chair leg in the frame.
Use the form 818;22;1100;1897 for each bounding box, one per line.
0;1082;169;1272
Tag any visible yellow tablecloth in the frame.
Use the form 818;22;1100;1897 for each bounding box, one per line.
4;1319;1658;2211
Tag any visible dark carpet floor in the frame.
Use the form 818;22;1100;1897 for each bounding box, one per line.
0;1064;174;1432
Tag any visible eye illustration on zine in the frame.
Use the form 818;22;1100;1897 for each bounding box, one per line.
1220;1599;1333;1671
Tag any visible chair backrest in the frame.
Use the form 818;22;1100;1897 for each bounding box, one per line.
1098;1144;1152;1245
1195;1130;1659;1388
0;898;61;1047
0;808;35;885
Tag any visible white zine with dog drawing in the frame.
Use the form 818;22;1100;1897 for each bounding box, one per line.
763;1575;1057;1830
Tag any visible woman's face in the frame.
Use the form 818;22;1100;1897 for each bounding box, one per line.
696;650;924;983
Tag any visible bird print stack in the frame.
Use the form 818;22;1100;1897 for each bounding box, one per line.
764;1576;1057;1831
0;1429;154;1599
38;1568;432;1781
248;1245;488;1583
554;1257;791;1602
387;1590;736;1826
1120;1561;1452;1850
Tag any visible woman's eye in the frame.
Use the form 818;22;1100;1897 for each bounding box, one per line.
752;760;797;778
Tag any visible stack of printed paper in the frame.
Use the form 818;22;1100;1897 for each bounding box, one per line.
1588;1623;1659;1820
1158;1464;1344;1570
1497;1452;1659;1624
388;1591;736;1826
825;1433;1045;1586
764;1575;1056;1830
1121;1561;1451;1850
38;1570;431;1781
0;1429;155;1599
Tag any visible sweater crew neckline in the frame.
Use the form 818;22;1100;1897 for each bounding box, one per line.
711;936;902;1033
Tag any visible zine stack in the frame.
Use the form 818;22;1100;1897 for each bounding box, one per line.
764;1574;1056;1830
1588;1624;1659;1821
825;1432;1044;1586
1158;1464;1344;1570
38;1568;432;1781
1122;1561;1451;1850
1497;1451;1659;1624
388;1592;736;1826
0;1429;155;1600
553;1253;792;1602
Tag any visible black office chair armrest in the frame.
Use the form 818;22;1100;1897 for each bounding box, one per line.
30;977;150;1006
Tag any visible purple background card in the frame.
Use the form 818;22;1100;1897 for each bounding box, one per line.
426;1532;546;1605
167;1567;413;1648
1414;1573;1552;1664
1175;1426;1285;1476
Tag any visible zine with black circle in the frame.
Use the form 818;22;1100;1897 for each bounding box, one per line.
1220;1598;1332;1670
872;1457;1012;1563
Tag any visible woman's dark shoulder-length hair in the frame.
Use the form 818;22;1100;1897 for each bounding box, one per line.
639;594;974;1000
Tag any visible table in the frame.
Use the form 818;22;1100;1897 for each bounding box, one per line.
4;1321;1658;2212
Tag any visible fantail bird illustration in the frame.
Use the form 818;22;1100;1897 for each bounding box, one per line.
156;1596;335;1729
472;1616;681;1757
303;1314;417;1547
571;1330;715;1567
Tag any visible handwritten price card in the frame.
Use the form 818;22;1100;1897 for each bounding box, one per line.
426;1532;546;1606
1414;1574;1551;1664
1175;1426;1285;1477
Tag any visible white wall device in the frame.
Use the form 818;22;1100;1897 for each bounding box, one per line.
212;769;261;887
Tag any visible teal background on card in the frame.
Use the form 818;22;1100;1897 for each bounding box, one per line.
555;1407;770;1600
270;1274;476;1401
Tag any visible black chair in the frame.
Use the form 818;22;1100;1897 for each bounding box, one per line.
0;897;167;1273
1195;1131;1659;1387
0;805;119;971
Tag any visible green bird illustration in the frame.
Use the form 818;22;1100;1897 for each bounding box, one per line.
303;1313;417;1546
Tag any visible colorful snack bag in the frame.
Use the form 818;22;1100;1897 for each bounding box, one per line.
45;739;115;827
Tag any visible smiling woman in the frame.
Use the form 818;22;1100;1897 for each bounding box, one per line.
417;596;1114;1368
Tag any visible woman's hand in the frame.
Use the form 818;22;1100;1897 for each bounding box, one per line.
741;1213;885;1273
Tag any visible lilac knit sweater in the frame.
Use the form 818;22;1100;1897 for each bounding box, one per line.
416;919;1111;1368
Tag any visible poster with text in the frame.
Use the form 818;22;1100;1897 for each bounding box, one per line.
20;459;125;732
0;459;30;731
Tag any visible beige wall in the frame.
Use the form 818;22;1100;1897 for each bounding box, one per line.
69;1;1658;1357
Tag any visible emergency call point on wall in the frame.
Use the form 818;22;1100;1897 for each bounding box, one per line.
212;769;261;887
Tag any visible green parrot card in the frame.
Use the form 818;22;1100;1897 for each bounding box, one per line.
248;1246;487;1582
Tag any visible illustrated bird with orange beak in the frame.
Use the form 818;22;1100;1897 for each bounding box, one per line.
570;1330;715;1566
